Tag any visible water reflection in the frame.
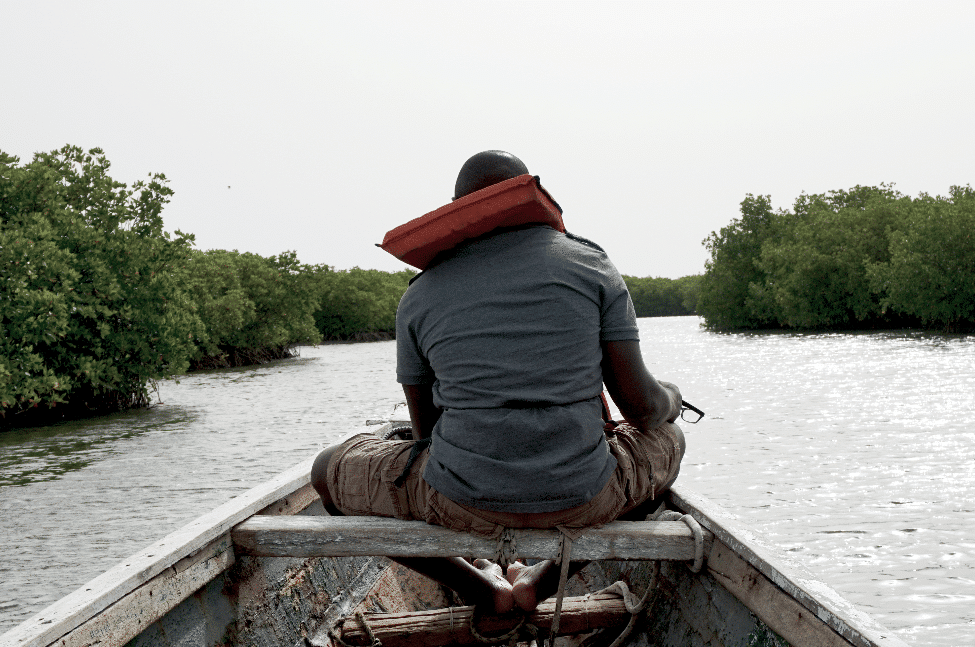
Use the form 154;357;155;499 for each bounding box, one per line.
0;407;200;487
642;319;975;646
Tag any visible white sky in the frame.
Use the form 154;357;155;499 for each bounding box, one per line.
3;1;973;279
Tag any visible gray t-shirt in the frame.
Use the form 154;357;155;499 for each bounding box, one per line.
396;226;640;513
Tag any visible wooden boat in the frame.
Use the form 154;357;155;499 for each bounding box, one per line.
1;421;909;647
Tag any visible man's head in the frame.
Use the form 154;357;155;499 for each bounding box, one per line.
454;151;530;200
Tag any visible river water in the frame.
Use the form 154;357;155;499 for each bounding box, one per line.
1;317;973;645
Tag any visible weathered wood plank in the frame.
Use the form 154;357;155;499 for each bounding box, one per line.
707;538;853;647
256;481;320;516
231;515;712;561
50;534;234;647
337;592;632;647
670;484;910;647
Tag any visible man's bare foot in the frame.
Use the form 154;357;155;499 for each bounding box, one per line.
391;556;515;616
504;560;528;585
472;559;515;614
506;560;559;612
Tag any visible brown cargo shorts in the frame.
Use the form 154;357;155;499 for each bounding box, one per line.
325;421;683;539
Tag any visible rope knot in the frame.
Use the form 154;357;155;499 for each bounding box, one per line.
494;527;518;569
329;610;382;647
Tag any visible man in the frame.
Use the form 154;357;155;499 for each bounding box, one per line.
311;151;685;615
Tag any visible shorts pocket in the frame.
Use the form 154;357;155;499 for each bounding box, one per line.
380;442;423;520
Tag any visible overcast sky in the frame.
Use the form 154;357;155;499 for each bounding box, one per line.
3;1;973;279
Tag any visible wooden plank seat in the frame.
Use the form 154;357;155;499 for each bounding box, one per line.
231;516;713;561
334;592;634;647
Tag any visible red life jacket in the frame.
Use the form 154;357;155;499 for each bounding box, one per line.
379;174;565;270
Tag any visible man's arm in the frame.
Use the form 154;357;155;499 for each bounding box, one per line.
402;383;442;440
600;340;681;431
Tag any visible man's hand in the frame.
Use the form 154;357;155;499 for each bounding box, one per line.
656;380;683;423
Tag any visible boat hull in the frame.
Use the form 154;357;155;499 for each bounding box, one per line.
1;422;907;647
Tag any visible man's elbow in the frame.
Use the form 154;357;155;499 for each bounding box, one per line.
625;404;669;432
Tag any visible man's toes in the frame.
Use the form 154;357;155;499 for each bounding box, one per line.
504;560;527;585
510;578;537;612
473;558;503;579
472;559;514;614
510;566;542;612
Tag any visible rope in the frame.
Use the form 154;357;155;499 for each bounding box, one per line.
495;527;518;569
392;437;431;487
577;507;699;647
543;532;573;647
468;608;527;645
654;511;705;573
329;610;382;647
593;561;661;647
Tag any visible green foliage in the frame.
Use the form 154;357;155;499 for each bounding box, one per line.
184;249;321;365
697;195;782;329
867;186;975;330
673;274;703;313
757;184;907;328
623;274;701;317
699;183;975;331
1;146;200;423
1;144;419;429
312;268;415;340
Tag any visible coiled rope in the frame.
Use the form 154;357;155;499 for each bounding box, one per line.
591;561;661;647
468;608;528;646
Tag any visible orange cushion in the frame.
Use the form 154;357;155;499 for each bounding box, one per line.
379;174;565;270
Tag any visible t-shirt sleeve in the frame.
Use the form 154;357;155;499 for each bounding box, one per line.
598;258;640;342
396;297;436;385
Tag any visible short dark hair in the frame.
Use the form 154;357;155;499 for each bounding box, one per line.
454;151;530;200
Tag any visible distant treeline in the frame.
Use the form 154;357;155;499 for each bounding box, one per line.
25;147;960;426
622;275;701;317
697;184;975;331
0;146;412;427
183;251;413;370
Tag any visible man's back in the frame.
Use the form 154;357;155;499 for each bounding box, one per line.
396;226;639;513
